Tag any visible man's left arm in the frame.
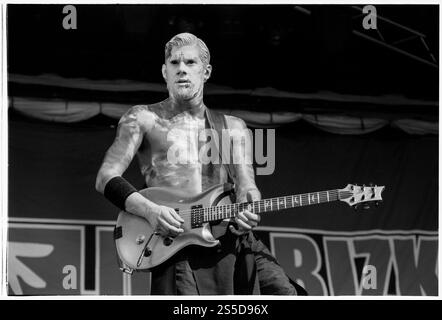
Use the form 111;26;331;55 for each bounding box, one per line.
225;115;262;232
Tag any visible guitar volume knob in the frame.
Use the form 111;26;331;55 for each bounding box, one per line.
144;248;152;257
135;234;146;245
163;237;173;246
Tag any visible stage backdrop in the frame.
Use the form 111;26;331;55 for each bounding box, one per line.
8;115;438;296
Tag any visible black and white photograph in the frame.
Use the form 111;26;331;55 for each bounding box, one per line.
3;3;439;298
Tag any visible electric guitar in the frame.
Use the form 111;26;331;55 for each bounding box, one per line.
114;183;385;274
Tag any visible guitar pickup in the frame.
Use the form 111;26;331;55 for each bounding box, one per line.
191;204;203;228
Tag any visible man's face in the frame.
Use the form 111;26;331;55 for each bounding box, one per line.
162;45;212;101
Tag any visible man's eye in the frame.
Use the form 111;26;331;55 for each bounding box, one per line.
170;60;178;65
187;60;195;65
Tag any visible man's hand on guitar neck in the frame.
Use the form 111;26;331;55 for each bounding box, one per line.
230;189;261;236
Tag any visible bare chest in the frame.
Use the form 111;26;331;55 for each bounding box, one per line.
144;113;207;158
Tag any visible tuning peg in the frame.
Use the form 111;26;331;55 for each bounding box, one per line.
363;204;371;210
353;205;359;211
374;201;379;207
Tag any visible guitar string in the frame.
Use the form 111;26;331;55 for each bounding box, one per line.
174;190;343;215
166;189;363;220
174;190;355;217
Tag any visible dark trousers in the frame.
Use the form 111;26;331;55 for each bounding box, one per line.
150;226;306;295
251;232;307;295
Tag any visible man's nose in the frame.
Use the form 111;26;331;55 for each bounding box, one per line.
176;61;187;74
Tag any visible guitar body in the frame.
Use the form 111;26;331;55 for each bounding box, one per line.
115;183;235;272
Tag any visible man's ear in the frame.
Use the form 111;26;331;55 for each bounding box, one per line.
161;64;167;81
204;64;212;82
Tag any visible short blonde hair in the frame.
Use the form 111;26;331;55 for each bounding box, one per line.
164;32;210;66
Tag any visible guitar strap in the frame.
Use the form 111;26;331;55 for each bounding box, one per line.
204;108;238;240
204;108;235;185
205;108;261;294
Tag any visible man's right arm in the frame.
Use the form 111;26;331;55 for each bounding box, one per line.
95;106;158;219
96;106;146;192
95;106;183;235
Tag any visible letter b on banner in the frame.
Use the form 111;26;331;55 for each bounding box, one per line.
271;234;328;295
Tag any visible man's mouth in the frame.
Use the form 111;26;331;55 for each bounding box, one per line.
176;79;190;84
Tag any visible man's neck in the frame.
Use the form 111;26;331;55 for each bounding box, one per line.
169;96;206;119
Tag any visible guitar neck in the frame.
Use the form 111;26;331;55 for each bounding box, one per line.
192;189;352;226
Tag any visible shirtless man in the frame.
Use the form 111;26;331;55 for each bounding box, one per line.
96;33;298;295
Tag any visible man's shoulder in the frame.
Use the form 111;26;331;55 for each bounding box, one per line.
122;100;170;120
124;104;149;116
206;109;246;129
119;102;164;130
124;102;163;117
145;101;167;117
224;114;247;129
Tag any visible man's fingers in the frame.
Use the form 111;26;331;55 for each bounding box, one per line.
242;210;260;223
246;190;261;202
158;218;184;235
169;208;184;223
237;210;260;226
168;224;184;234
235;217;253;230
161;209;182;228
156;219;168;235
237;210;247;221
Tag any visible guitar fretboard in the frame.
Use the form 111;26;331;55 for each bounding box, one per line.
191;189;353;228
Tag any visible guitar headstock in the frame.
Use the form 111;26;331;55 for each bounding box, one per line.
339;183;385;210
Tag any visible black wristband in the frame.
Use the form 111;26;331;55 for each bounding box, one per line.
103;176;138;211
